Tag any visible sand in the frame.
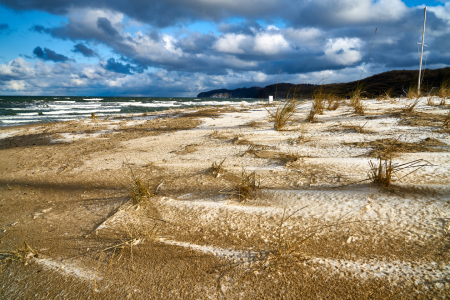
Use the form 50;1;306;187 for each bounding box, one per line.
0;97;449;299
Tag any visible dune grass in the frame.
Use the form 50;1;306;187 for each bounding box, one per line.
350;85;365;115
402;99;420;113
236;168;259;202
443;111;450;128
368;153;432;188
210;159;226;178
125;162;151;205
268;98;299;130
0;233;37;264
405;83;420;99
438;77;450;99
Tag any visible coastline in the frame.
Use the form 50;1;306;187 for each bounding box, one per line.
1;98;449;298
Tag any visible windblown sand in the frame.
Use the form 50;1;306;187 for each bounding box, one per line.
1;98;449;299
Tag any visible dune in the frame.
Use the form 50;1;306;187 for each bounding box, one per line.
0;97;449;299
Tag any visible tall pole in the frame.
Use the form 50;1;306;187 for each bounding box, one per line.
418;7;426;94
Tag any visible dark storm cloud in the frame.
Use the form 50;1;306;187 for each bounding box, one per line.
102;58;145;74
30;25;46;33
97;17;119;37
10;0;449;77
0;23;9;31
33;46;71;62
1;0;449;97
73;44;96;57
176;32;216;53
0;0;280;28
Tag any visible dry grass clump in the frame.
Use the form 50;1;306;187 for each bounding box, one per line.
368;155;431;188
427;97;436;106
210;130;220;138
365;139;433;188
266;206;311;258
244;120;261;128
443;111;450;128
402;99;419;113
326;98;341;110
312;88;325;115
236;169;259;202
241;144;269;156
438;77;450;100
288;125;309;145
343;121;369;134
100;220;166;271
405;84;419;99
0;235;37;264
350;86;365;115
268;99;299;130
126;163;151;205
306;106;317;123
210;159;226;178
384;87;394;100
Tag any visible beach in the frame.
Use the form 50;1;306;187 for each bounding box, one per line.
1;97;449;299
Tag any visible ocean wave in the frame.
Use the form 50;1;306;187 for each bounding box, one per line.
48;104;101;109
42;109;121;115
83;98;103;101
17;112;39;116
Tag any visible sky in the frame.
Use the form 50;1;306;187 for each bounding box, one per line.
0;0;449;97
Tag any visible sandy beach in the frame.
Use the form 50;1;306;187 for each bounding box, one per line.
1;97;449;299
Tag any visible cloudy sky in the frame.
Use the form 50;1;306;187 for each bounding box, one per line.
0;0;449;96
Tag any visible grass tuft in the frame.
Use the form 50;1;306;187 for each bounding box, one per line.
307;104;317;123
427;97;436;106
350;86;365;115
443;111;450;128
344;121;369;134
382;87;394;101
125;162;151;205
312;88;325;115
210;159;226;178
368;154;432;188
327;98;341;110
405;84;419;99
0;234;37;264
270;99;298;130
402;99;419;113
236;168;259;202
438;77;450;100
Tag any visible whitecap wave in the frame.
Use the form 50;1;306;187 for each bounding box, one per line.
83;98;103;101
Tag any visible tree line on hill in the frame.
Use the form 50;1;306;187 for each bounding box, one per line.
197;67;450;99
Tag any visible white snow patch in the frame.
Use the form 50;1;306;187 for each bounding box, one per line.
158;239;450;284
33;257;101;281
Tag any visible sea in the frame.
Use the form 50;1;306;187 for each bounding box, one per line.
0;96;261;127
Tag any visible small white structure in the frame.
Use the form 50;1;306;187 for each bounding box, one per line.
268;95;273;103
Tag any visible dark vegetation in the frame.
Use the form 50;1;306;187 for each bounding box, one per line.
197;67;450;99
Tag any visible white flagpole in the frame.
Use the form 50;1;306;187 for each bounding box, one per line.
418;7;426;94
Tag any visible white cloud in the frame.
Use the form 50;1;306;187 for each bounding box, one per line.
427;3;450;24
336;0;407;23
214;31;290;56
213;34;247;54
324;38;363;65
253;32;290;55
67;8;125;37
5;80;26;91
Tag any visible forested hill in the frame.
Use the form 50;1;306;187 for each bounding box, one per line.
197;67;450;99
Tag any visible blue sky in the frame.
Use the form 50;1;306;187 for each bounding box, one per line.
0;0;449;96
